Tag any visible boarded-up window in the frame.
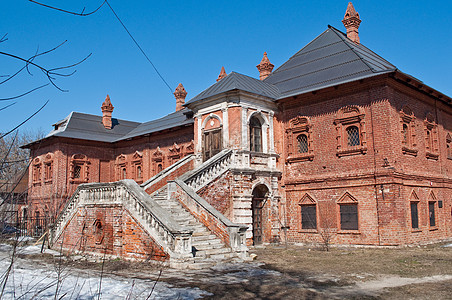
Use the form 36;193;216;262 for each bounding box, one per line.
429;202;436;227
410;202;419;229
250;117;262;152
340;204;358;230
301;205;316;229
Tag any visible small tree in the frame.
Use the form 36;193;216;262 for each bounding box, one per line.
318;201;337;251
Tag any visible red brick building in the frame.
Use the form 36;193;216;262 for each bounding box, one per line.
23;3;452;265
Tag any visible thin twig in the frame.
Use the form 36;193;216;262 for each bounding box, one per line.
29;0;107;16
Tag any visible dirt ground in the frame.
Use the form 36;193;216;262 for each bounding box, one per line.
3;239;452;299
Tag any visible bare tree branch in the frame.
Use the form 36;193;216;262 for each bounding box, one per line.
28;0;107;16
0;84;49;101
0;102;16;112
0;100;49;140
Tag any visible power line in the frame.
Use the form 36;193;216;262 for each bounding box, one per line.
105;1;173;93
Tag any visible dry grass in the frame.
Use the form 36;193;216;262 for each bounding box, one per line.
253;242;452;280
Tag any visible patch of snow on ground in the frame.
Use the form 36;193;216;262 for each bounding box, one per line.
443;243;452;247
0;244;210;299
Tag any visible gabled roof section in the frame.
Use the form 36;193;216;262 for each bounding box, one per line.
264;26;397;99
116;108;194;141
45;112;140;143
186;71;280;105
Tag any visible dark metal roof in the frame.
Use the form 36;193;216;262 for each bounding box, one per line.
45;112;140;143
186;71;280;105
264;26;397;99
116;108;194;141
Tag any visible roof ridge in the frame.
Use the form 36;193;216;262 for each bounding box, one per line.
268;27;332;76
267;48;355;83
329;27;375;73
329;26;396;72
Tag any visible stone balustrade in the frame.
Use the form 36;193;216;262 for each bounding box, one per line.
51;180;193;263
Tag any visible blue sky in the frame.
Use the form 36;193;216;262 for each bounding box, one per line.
1;1;451;135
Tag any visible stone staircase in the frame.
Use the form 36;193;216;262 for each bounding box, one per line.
152;186;236;266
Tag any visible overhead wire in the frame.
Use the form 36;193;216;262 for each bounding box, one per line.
28;0;174;93
105;0;173;93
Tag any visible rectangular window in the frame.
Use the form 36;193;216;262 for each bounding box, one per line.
44;163;52;181
340;204;358;230
429;202;436;227
301;205;316;229
410;202;419;229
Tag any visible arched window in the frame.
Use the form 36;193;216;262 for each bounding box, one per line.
334;106;366;156
297;134;308;153
250;117;262;152
122;168;126;179
346;126;360;146
157;163;163;173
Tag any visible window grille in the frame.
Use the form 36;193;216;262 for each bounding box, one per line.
74;165;81;179
297;134;308;153
346;126;360;146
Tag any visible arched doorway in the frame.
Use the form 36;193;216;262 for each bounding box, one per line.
251;184;269;245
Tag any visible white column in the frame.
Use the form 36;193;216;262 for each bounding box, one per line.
269;111;275;153
196;115;202;152
262;124;268;153
222;106;229;148
241;106;248;150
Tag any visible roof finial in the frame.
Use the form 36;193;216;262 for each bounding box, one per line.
216;66;227;82
256;52;274;80
101;94;114;129
174;83;187;112
342;2;361;44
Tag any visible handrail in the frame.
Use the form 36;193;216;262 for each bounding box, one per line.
180;149;233;191
169;179;248;255
141;154;194;191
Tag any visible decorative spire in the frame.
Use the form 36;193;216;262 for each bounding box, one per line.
256;52;274;80
342;2;361;44
174;83;187;112
101;94;114;129
216;66;227;82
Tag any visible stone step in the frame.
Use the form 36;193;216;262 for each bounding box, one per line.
194;246;232;257
192;241;224;251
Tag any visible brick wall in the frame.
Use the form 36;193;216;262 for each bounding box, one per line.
54;205;168;261
276;76;452;245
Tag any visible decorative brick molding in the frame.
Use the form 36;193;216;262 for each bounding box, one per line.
424;113;439;160
69;154;90;184
286;116;314;162
334;105;367;157
400;105;418;156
